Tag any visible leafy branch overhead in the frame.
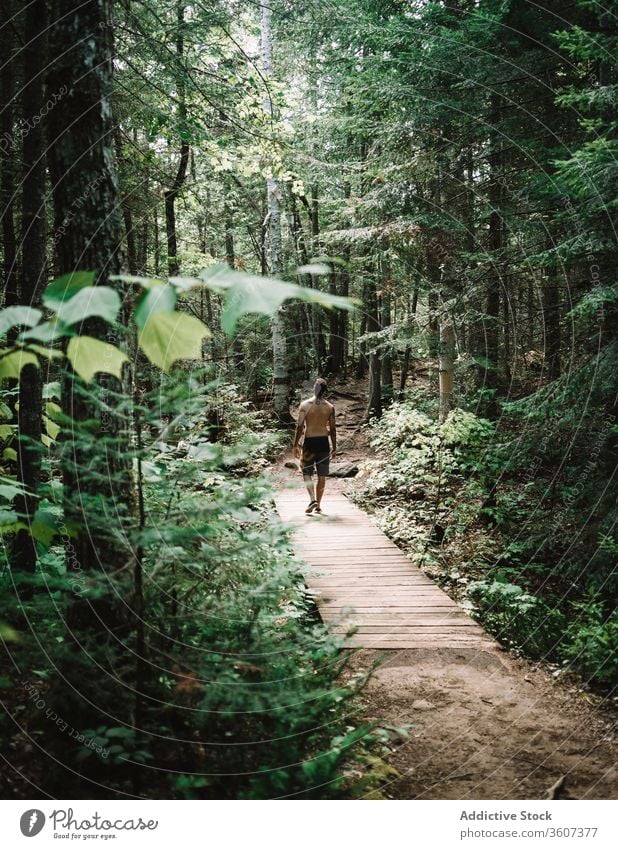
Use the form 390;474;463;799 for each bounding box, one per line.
0;264;356;382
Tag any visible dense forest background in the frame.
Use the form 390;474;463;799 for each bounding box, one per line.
0;0;616;799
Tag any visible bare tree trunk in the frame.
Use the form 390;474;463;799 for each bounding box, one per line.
355;277;369;379
484;97;503;416
165;2;190;277
310;182;327;368
398;283;418;399
224;187;244;375
12;0;49;576
543;253;561;380
153;206;160;275
364;262;382;420
438;318;455;422
260;1;289;421
380;260;394;404
0;3;18;309
47;0;129;581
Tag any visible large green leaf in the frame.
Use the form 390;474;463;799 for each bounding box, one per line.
43;381;61;400
19;318;74;343
199;263;357;334
66;336;129;383
110;273;166;290
138;311;211;372
0;306;42;335
30;508;60;548
0;348;39;380
56;286;121;326
25;344;64;360
134;284;177;330
43;271;96;307
0;508;23;534
0;424;14;441
0;481;27;501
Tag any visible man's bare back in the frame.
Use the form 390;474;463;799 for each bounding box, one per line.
299;396;335;437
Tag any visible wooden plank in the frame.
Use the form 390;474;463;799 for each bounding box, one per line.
275;489;496;651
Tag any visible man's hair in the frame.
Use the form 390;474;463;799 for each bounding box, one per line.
314;377;327;398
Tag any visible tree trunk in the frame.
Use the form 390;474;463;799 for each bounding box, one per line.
364;263;382;420
224;187;244;375
543;253;561;380
380;260;394;404
355;276;369;379
165;2;189;277
153;206;160;275
12;0;49;576
484;97;503;415
0;3;18;309
260;1;289;422
47;0;130;585
398;283;418;399
438;318;456;422
309;182;327;368
338;255;350;378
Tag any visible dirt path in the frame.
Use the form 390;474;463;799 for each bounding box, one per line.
271;378;617;800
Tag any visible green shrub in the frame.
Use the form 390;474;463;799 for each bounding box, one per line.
466;579;567;659
563;602;618;690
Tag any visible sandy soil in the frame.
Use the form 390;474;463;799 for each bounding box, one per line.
346;647;616;799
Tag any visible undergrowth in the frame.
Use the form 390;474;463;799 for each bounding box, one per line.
351;396;617;692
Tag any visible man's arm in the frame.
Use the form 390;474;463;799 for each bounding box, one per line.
292;405;306;458
328;405;337;457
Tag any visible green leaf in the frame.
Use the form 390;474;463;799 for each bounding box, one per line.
26;345;64;360
297;263;331;275
19;319;74;343
45;401;62;419
0;424;14;441
0;348;39;380
0;306;42;335
104;727;135;739
43;381;61;400
110;273;166;290
30;508;59;548
56;286;121;326
0;624;18;642
43;415;60;441
66;336;129;383
0;482;24;501
134;285;177;330
0;507;21;531
138;311;210;372
43;271;95;307
199;263;356;335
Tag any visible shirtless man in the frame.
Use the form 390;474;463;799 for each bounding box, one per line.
292;378;336;514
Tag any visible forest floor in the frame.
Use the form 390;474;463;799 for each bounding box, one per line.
270;376;618;800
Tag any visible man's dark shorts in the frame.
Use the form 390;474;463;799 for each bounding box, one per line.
301;436;330;477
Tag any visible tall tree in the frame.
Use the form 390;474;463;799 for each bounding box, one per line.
0;0;18;309
13;0;49;575
260;1;289;421
165;2;190;277
46;0;130;583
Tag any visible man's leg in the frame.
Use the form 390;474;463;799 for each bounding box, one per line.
316;475;326;508
303;474;316;505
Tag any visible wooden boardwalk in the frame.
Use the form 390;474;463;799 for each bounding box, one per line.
275;487;497;650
